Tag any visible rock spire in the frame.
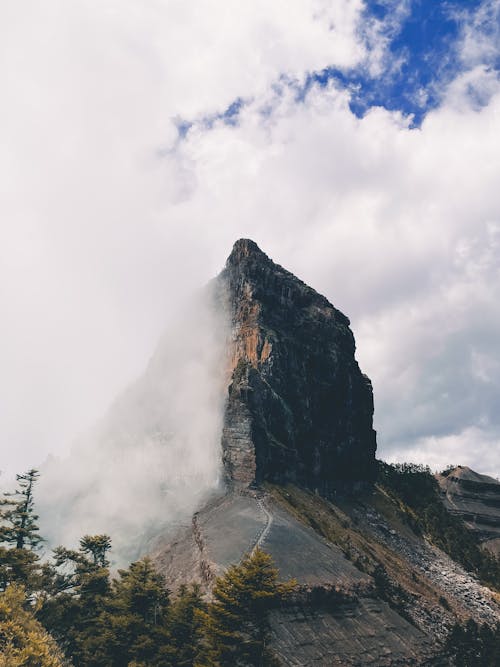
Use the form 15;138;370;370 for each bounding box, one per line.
216;239;377;494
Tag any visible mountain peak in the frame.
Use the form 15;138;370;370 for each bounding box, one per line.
226;238;267;266
218;241;376;493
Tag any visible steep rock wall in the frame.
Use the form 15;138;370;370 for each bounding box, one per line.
216;239;377;494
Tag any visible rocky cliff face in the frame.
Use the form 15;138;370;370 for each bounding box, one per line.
437;466;500;556
151;241;500;666
216;239;377;494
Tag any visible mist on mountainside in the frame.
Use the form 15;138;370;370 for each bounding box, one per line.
35;285;229;564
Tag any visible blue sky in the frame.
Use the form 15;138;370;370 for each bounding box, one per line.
194;0;500;131
357;0;490;122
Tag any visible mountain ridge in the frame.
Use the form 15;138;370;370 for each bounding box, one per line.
152;240;500;665
437;466;500;556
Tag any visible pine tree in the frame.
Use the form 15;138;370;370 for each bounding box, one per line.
198;548;295;667
0;469;42;592
98;557;171;666
166;584;206;666
41;551;175;667
2;469;42;549
39;535;113;665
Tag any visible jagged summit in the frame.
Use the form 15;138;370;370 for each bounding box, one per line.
226;237;265;263
217;239;377;494
224;238;348;322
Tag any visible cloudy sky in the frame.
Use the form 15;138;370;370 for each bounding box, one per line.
1;0;500;479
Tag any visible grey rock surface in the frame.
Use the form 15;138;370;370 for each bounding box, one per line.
270;598;433;667
152;489;446;665
153;491;368;590
352;500;500;631
437;466;500;555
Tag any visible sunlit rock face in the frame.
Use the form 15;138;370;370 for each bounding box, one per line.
216;239;377;494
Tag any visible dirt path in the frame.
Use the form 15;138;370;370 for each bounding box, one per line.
252;496;274;554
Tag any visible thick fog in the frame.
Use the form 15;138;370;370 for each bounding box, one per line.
36;286;229;562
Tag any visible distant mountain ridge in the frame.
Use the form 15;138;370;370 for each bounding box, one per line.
437;466;500;556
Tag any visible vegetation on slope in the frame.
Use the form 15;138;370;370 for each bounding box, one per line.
198;549;295;667
267;482;438;615
0;584;65;667
2;465;499;665
445;619;500;666
376;462;500;591
268;476;500;665
0;469;294;666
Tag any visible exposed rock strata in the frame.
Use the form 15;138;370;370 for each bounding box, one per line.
216;239;377;494
437;466;500;556
353;498;500;629
150;241;500;666
151;489;437;665
152;484;500;665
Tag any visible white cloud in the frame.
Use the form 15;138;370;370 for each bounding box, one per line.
360;0;412;78
458;0;500;69
1;0;499;519
0;0;369;476
157;76;500;477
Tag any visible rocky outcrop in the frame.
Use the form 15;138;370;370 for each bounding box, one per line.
151;241;500;666
152;489;438;666
216;239;377;495
152;482;500;665
437;466;500;556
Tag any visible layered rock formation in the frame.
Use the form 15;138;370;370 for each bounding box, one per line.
152;240;500;666
437;466;500;556
153;490;440;665
216;239;377;494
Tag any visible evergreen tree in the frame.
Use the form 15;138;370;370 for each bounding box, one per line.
0;543;39;594
0;470;300;667
39;535;113;665
79;534;112;568
0;584;64;667
198;548;295;667
165;584;206;666
1;469;42;549
0;469;42;592
95;557;171;666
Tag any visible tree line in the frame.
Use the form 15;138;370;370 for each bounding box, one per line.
0;469;294;666
2;467;499;666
